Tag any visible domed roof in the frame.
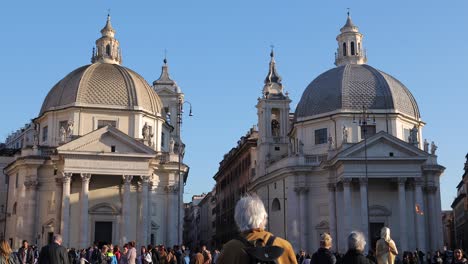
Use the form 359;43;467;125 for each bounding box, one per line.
295;64;420;120
40;62;163;116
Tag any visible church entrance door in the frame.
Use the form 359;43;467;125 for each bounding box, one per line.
95;221;112;247
369;222;384;250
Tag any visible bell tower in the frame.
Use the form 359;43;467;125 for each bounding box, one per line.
335;12;367;66
256;50;291;176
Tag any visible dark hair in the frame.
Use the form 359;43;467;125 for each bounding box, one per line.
22;240;28;244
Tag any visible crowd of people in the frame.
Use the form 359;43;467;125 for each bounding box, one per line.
0;196;466;264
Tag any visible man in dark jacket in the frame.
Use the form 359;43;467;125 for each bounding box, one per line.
18;240;35;264
342;231;371;264
311;233;336;264
38;234;70;264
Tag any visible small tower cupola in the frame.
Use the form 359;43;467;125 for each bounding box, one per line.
334;12;367;66
262;49;285;99
91;14;122;65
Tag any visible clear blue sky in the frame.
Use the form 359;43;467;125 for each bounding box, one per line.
0;1;466;209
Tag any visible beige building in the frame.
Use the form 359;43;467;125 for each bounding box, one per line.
1;15;189;249
251;15;445;254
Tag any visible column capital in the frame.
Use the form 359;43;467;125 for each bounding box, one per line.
424;185;438;194
358;177;368;185
59;172;72;183
327;183;336;191
414;178;424;187
342;178;352;186
164;185;179;194
24;180;39;190
140;175;152;184
122;175;133;184
81;173;92;182
397;177;407;185
294;186;309;194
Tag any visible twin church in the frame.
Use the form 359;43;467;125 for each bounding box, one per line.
0;13;444;254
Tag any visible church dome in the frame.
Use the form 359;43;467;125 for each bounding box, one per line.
296;14;420;121
39;62;163;116
295;64;420;120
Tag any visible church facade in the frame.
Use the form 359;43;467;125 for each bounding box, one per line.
1;16;188;249
251;15;445;253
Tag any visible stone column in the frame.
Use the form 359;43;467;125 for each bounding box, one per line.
295;187;309;251
80;173;91;249
121;175;133;245
414;179;426;253
60;172;72;247
139;175;151;247
425;185;437;251
327;183;337;252
24;180;39;243
397;178;408;252
165;185;177;246
359;178;369;250
342;178;352;247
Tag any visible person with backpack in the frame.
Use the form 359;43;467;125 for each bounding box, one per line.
216;195;297;264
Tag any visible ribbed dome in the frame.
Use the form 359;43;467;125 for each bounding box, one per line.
295;64;420;120
40;63;163;116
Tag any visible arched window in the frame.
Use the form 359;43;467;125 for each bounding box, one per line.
351;41;355;55
343;43;347;56
106;44;111;56
12;202;17;215
272;198;281;212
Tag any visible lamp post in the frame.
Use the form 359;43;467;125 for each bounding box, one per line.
176;96;192;245
354;106;375;246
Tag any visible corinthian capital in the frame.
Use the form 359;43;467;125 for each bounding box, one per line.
24;180;39;190
81;173;92;182
122;175;133;184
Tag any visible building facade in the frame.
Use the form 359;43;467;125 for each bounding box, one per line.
441;210;455;250
1;16;189;249
198;191;216;249
183;194;206;250
451;154;468;252
213;127;257;247
251;15;445;254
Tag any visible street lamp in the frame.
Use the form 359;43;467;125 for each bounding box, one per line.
353;106;375;246
176;96;192;245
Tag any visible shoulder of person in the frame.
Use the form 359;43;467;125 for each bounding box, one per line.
272;236;294;250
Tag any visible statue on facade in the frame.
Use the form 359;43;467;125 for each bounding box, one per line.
328;134;334;150
343;126;349;143
298;140;304;155
142;122;150;141
59;126;66;142
169;137;175;153
423;139;429;152
32;124;39;147
430;141;438;155
66;121;74;138
271;119;280;137
409;125;418;145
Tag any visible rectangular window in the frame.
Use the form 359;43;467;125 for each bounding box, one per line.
403;128;410;142
15;173;19;189
42;126;48;142
97;120;117;129
361;125;376;139
161;132;166;148
314;128;328;145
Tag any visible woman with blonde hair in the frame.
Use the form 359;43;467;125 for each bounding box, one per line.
376;227;398;264
0;240;18;264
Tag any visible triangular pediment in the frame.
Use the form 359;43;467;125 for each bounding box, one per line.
337;131;428;160
57;125;156;156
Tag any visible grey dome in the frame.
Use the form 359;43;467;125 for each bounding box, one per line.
295;64;420;119
40;63;163;116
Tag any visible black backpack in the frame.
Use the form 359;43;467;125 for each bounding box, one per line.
236;236;285;264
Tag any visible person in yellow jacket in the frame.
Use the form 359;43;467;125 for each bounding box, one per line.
375;227;398;264
216;195;297;264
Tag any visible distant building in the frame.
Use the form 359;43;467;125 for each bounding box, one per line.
198;191;216;249
183;194;206;249
451;154;468;252
441;210;455;250
213;127;257;247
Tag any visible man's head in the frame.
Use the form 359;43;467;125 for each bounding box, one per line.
320;233;332;249
201;245;207;251
53;234;63;245
22;240;28;248
234;195;268;232
347;231;366;253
